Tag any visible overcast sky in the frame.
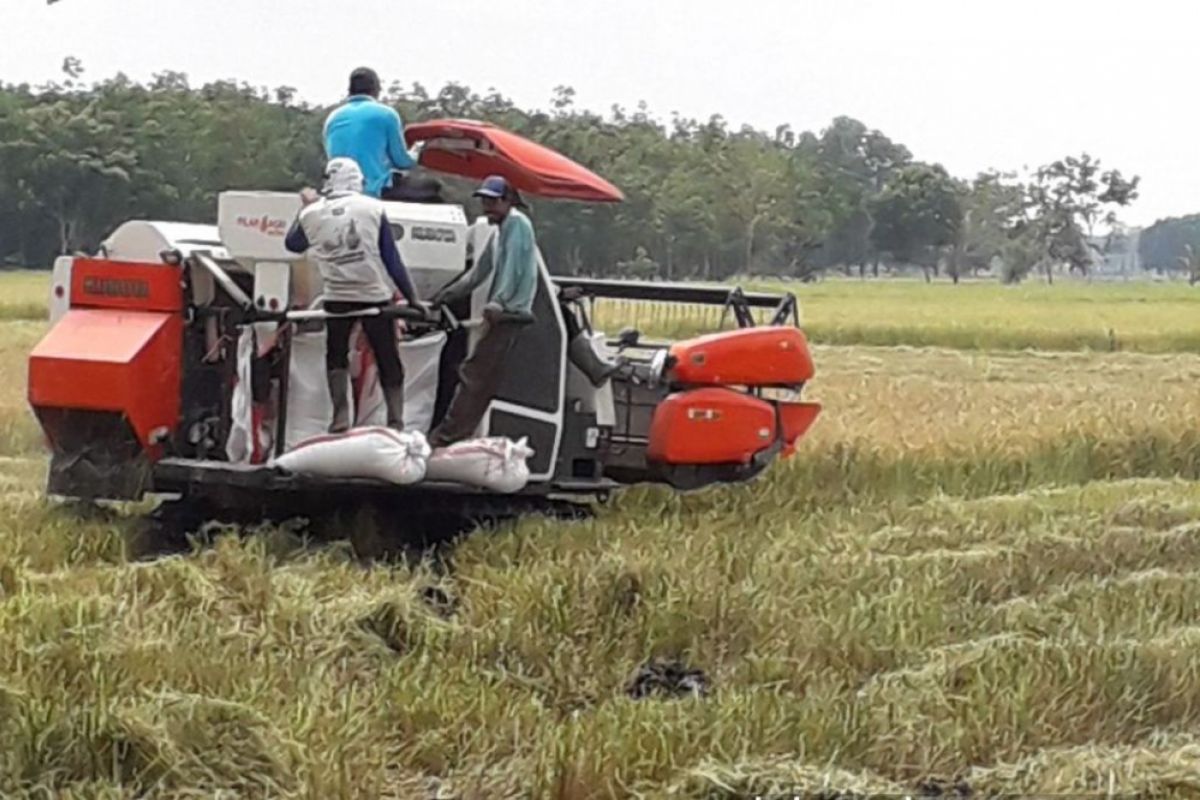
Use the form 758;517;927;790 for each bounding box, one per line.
2;0;1195;226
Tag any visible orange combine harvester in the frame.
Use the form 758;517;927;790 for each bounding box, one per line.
26;120;821;532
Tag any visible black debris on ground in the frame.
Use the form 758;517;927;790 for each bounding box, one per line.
914;776;973;797
625;658;710;700
419;584;459;618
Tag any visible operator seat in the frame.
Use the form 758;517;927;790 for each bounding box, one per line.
381;170;446;204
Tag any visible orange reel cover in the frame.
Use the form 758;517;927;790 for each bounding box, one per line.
647;387;777;466
668;326;814;387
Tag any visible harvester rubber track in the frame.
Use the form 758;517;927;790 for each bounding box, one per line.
145;458;600;551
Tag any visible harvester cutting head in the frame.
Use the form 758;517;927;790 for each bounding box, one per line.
26;121;821;524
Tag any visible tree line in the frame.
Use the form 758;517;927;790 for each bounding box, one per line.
0;67;1145;282
1137;215;1200;281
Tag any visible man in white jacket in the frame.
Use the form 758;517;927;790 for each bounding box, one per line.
285;158;426;432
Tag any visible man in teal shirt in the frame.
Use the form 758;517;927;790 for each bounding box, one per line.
324;67;440;202
427;175;538;447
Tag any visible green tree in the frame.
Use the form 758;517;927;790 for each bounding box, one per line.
1023;154;1140;282
616;246;660;279
0;69;1143;286
811;116;911;276
0;97;140;254
956;170;1028;279
1139;214;1200;276
960;156;1140;285
869;163;965;281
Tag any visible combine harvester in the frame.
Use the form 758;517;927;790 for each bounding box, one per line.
27;120;822;534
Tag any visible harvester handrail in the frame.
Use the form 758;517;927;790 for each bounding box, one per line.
284;306;425;322
244;305;428;325
552;277;791;309
189;252;254;311
242;303;523;331
186;251;256;311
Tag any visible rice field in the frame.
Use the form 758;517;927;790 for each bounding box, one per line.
0;270;62;323
3;273;1200;798
599;276;1200;353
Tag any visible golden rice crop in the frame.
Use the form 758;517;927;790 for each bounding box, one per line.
0;271;57;322
13;267;1200;352
2;274;1200;797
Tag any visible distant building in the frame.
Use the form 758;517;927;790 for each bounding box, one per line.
1087;225;1142;276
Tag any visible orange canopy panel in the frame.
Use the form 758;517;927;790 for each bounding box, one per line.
28;309;182;448
405;119;625;203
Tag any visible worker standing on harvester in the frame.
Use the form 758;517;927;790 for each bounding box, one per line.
323;67;440;203
285;157;425;433
427;175;539;448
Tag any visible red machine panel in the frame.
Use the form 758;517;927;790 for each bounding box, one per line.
667;326;814;387
28;309;183;450
778;401;822;458
647;387;777;465
69;259;183;313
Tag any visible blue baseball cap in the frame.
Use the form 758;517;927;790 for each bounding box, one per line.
473;174;510;199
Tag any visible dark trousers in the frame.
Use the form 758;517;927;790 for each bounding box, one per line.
325;301;404;388
428;319;523;447
561;301;584;340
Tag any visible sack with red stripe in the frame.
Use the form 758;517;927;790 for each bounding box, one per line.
274;427;432;485
424;437;534;494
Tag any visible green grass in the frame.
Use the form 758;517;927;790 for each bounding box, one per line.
591;276;1200;353
762;277;1200;353
13;265;1200;353
0;270;52;322
5;273;1200;796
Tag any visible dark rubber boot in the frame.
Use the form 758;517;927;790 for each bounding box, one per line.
327;368;351;433
569;333;620;387
384;383;405;430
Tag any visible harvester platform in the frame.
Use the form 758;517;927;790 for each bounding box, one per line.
151;457;617;520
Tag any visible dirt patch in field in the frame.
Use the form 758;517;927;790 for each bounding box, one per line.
626;657;710;700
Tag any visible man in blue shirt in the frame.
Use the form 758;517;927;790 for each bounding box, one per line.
323;67;442;202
